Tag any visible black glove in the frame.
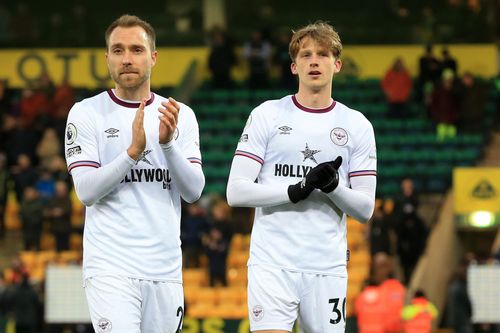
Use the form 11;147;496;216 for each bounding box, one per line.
306;156;342;193
288;179;314;203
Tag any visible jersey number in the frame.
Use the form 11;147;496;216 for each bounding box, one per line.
329;298;346;325
175;306;184;333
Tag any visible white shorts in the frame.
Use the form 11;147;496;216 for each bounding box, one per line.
84;276;184;333
248;265;347;333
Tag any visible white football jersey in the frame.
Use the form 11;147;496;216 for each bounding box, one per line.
235;95;376;276
65;89;202;282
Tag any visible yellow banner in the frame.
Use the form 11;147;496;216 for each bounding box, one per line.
0;44;496;88
453;168;500;214
0;48;208;89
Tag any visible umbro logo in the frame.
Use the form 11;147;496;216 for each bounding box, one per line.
105;128;119;138
278;126;292;134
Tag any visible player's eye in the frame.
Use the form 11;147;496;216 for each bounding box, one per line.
112;49;123;54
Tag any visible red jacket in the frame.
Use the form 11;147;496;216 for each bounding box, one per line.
381;69;413;103
380;279;406;332
355;286;386;333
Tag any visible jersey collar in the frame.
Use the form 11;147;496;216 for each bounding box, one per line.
292;95;336;113
107;89;155;108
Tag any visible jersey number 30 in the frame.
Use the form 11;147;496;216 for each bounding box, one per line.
329;298;346;324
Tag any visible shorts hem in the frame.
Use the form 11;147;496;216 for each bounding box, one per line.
250;323;294;332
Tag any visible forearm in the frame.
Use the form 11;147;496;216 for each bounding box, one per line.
71;151;135;206
161;141;205;203
226;156;290;207
326;177;376;223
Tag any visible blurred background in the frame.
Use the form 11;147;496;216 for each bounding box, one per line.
0;0;500;332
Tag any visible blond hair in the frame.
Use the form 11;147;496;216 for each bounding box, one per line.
289;21;342;61
105;14;156;51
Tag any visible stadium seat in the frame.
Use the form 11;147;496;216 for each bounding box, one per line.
183;268;208;287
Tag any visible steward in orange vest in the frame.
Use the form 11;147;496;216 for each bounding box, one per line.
401;290;438;333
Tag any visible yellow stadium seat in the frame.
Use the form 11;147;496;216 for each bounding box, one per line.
19;251;37;271
186;302;215;318
183;268;208;287
230;233;244;252
211;302;248;319
228;267;247;287
227;251;248;269
217;286;247;305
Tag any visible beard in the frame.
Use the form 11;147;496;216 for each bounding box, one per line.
111;67;151;90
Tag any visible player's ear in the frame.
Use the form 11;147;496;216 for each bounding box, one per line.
334;58;342;74
151;50;158;66
291;62;298;75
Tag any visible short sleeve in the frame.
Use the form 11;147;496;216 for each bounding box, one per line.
349;121;377;178
64;102;100;174
234;107;270;165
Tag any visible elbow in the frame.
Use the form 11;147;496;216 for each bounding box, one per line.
226;186;248;207
182;177;205;204
356;202;375;224
79;195;96;207
226;181;239;207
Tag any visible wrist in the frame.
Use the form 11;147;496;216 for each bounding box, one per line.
127;147;143;161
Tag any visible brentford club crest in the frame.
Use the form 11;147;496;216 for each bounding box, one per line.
330;127;348;146
252;305;264;321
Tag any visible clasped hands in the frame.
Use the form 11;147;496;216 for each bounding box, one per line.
288;156;342;203
127;97;179;161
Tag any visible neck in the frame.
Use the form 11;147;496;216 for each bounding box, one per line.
114;83;151;101
295;86;333;109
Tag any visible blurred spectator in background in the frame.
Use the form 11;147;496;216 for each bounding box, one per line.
20;186;43;251
417;44;441;104
446;255;474;333
181;202;209;268
35;168;55;201
48;156;72;190
45;181;72;252
273;30;296;89
0;152;9;240
440;47;458;77
402;289;438;333
10;274;40;333
458;71;487;133
430;68;459;141
393;178;428;284
368;202;392;257
243;29;272;88
381;57;413;118
36;128;61;170
208;28;236;89
11;154;38;203
202;199;233;286
51;79;75;140
2;116;38;164
372;253;406;333
0;79;13;122
18;87;50;129
355;279;386;333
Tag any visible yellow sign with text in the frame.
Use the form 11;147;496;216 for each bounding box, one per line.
0;44;496;89
453;168;500;214
0;48;208;89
